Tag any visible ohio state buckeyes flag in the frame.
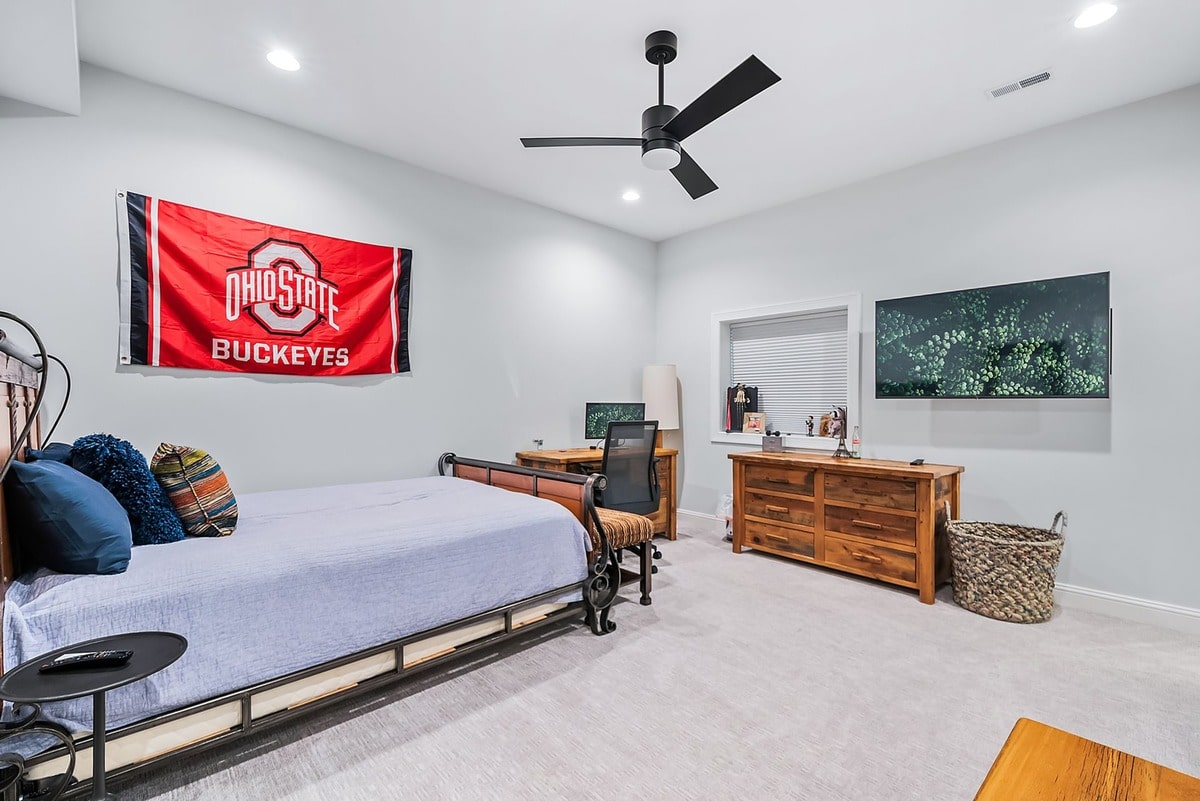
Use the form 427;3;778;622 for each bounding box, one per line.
117;191;411;376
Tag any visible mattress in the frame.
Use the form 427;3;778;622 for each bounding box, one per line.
3;475;591;733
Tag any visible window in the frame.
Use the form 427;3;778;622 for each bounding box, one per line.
711;295;861;450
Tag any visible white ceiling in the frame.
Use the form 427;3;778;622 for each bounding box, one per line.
0;0;79;115
75;1;1200;241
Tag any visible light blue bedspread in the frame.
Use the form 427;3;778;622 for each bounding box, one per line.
3;476;591;732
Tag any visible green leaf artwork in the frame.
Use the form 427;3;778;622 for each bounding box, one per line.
875;273;1109;398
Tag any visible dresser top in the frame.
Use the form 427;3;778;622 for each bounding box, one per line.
728;450;964;479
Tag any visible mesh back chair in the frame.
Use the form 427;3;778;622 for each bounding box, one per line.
592;420;661;605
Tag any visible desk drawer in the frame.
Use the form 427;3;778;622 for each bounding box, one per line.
824;535;916;584
824;473;917;511
645;503;668;532
745;491;815;528
745;465;814;496
744;520;814;559
824;506;917;547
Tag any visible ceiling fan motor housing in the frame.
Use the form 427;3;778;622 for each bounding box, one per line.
641;104;681;170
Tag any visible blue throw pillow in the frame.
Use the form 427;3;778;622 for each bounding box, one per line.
25;442;74;464
71;434;185;546
3;460;132;574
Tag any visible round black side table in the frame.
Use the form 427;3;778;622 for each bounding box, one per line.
0;631;187;800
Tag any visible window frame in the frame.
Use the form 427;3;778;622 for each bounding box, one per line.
710;294;862;451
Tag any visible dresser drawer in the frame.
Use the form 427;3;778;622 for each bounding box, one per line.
824;505;917;547
743;520;815;559
745;491;816;528
824;473;917;511
745;465;815;496
823;535;916;584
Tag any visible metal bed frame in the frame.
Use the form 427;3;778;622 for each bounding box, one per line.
0;441;621;799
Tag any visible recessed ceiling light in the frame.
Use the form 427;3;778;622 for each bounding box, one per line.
622;189;641;202
266;50;301;71
1074;3;1118;28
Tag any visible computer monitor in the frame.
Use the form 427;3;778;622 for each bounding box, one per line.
584;402;646;441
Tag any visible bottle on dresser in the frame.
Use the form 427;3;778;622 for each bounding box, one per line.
851;426;862;458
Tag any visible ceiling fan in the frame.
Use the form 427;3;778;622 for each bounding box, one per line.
521;30;781;200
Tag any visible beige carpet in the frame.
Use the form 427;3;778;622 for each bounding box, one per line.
116;515;1198;800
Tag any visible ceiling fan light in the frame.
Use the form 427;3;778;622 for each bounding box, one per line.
642;141;681;171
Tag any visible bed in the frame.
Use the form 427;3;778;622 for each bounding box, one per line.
0;358;623;798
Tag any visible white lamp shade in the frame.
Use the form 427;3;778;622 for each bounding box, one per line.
642;364;679;430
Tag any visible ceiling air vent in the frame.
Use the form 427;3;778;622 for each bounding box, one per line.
990;70;1052;99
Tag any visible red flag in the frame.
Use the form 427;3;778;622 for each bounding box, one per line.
118;191;411;376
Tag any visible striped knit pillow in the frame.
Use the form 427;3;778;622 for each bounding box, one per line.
150;443;238;537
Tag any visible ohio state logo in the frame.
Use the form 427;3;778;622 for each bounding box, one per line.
225;239;340;335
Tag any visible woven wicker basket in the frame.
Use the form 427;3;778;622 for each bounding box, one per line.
946;512;1066;623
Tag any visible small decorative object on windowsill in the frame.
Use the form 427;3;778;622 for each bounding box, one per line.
831;406;853;458
762;432;783;452
806;416;814;436
725;383;758;433
743;412;766;434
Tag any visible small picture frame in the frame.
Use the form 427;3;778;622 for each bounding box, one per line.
819;413;833;438
743;412;766;434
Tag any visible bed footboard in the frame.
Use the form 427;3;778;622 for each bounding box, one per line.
438;453;620;635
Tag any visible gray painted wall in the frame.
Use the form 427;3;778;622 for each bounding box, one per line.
656;85;1200;608
0;67;656;491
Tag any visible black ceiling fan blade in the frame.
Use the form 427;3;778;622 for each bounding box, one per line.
521;137;642;148
662;55;781;142
670;148;718;199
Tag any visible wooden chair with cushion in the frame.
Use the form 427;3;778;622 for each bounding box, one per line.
583;420;661;606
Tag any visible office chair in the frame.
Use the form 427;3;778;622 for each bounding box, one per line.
589;420;662;606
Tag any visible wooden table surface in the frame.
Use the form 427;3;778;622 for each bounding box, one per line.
975;718;1199;800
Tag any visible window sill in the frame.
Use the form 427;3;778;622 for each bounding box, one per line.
710;432;840;452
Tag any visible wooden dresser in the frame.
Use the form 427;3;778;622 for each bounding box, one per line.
728;452;963;603
515;448;677;540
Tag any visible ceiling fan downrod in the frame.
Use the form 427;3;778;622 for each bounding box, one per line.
643;30;681;170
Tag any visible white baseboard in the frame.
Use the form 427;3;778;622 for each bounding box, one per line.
678;508;722;522
1054;583;1200;635
679;508;1200;634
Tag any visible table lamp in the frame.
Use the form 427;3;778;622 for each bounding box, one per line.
642;364;679;448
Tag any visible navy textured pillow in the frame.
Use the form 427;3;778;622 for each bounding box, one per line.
71;434;185;546
26;443;74;463
4;460;132;574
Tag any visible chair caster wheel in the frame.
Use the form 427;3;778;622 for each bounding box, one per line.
652;549;662;559
651;565;658;574
639;597;652;606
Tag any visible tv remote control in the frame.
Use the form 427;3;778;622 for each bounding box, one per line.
38;650;134;672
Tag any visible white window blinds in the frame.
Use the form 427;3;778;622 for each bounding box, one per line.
729;309;849;434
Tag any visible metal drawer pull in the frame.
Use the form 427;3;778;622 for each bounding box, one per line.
851;551;883;564
765;504;789;514
852;519;883;530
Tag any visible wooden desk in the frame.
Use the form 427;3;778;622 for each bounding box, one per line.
975;718;1200;800
514;448;677;540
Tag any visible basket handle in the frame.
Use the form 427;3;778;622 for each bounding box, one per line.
1050;511;1068;534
